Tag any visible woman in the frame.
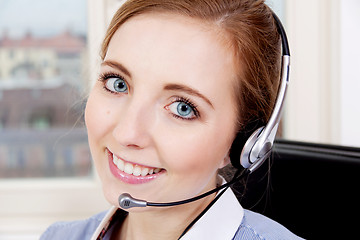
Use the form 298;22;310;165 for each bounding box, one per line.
41;0;302;239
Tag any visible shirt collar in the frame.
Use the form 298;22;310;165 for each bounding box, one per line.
92;179;244;240
179;183;244;240
91;206;118;240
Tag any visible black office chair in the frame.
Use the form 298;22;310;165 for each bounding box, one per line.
237;140;360;239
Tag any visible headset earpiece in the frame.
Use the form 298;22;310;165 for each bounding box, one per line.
229;120;263;169
239;126;272;171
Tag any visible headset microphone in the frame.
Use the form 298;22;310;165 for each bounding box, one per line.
119;169;249;209
119;193;147;209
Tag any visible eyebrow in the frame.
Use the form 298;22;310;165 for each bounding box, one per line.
101;60;132;78
164;83;214;108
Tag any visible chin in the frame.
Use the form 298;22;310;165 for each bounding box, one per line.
100;181;120;206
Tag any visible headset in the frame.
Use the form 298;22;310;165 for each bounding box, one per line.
232;13;290;172
118;11;290;210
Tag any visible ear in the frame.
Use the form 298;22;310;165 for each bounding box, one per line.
218;152;231;169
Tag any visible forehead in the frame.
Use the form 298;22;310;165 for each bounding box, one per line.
105;13;238;106
106;12;236;70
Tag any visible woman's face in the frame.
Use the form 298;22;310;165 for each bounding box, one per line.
85;13;238;208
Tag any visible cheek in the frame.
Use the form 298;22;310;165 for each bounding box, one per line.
159;128;231;175
85;91;112;154
166;113;236;177
156;126;234;201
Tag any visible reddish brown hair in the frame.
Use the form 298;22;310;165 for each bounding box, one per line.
100;0;281;132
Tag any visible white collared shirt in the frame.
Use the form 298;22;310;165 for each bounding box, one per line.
180;186;244;239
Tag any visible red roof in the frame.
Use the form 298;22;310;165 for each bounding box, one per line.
0;30;85;53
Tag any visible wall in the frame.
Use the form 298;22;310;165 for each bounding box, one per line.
340;0;360;147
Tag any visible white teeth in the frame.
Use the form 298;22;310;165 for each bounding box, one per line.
116;159;124;171
124;163;134;175
141;167;149;176
113;154;124;171
133;166;142;176
112;154;117;164
112;152;162;176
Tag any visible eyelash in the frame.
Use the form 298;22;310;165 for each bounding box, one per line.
98;72;127;94
170;97;200;121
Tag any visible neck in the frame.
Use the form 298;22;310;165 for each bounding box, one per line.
116;193;216;240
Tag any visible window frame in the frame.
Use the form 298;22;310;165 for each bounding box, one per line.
0;0;113;237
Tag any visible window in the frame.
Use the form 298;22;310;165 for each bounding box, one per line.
0;0;110;239
0;0;90;178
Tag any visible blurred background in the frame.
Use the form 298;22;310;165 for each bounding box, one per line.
0;0;89;178
0;0;359;239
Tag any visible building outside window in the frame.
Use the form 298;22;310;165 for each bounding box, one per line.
0;0;91;179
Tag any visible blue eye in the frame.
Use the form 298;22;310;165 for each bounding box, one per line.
167;98;199;120
176;102;193;117
105;77;128;93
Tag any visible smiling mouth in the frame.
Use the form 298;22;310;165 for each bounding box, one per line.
109;150;164;177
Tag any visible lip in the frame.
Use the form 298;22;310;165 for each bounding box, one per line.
107;149;165;184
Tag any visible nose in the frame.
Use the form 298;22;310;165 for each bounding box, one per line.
112;97;154;149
